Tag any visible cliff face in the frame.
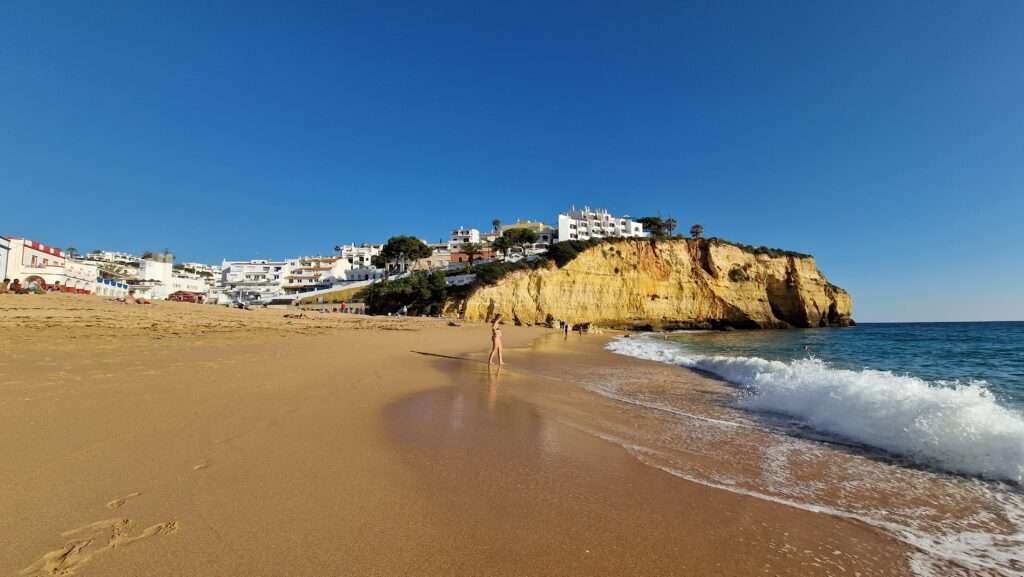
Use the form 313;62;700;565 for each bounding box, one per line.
448;239;853;329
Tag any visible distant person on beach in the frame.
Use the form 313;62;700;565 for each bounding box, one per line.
488;314;505;365
0;279;9;294
121;290;150;305
10;279;24;294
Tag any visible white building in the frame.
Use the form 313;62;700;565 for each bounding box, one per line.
282;256;336;294
94;277;130;299
557;207;647;242
334;243;382;268
220;259;287;303
134;253;175;300
325;256;386;283
170;270;212;297
0;236;9;281
3;237;67;289
86;250;142;267
129;252;213;300
448;227;480;249
63;260;99;293
336;265;386;282
176;262;219;277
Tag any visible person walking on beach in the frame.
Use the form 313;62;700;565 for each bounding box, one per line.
488;314;505;365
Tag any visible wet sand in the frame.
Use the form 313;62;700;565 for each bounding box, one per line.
1;294;911;576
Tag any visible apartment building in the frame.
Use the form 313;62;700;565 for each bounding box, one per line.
220;259;287;303
282;256;337;294
448;227;480;249
556;207;647;242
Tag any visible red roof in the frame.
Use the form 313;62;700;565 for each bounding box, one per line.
7;238;64;258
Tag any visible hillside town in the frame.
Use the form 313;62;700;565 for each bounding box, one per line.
1;207;670;306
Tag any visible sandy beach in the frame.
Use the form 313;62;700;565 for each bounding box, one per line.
0;294;914;576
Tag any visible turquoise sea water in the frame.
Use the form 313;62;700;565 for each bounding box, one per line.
608;322;1024;483
603;322;1024;575
665;321;1024;407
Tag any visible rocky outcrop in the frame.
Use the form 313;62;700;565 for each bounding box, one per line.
447;239;853;329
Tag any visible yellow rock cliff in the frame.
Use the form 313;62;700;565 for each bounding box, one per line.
448;239;853;329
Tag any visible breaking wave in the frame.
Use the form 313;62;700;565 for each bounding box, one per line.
607;336;1024;483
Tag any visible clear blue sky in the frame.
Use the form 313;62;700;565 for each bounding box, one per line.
2;1;1022;322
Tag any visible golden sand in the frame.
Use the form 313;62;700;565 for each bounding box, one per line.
0;294;911;576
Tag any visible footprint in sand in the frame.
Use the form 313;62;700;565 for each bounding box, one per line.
19;518;178;577
104;492;142;510
192;461;210;471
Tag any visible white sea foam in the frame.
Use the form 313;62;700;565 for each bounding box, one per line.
607;336;1024;483
560;418;1024;577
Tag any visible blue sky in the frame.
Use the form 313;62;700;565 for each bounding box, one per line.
2;1;1022;322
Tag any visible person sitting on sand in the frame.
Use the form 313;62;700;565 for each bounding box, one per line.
119;290;151;305
488;314;505;365
0;279;9;294
10;279;25;294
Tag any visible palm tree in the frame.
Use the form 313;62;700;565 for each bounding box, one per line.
690;224;704;239
665;218;677;237
492;219;502;233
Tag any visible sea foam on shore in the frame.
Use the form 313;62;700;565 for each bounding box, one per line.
607;336;1024;483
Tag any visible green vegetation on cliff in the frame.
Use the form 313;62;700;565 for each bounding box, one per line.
355;237;834;322
362;270;447;315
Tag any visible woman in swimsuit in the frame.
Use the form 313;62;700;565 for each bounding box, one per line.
488;314;505;365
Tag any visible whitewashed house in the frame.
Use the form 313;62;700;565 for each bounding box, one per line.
448;227;480;249
63;260;99;293
334;243;382;268
0;236;9;281
3;237;67;289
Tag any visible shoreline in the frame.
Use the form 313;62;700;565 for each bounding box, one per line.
403;332;917;576
2;294;913;576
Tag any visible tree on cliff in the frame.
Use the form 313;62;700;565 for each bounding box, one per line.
363;271;447;316
690;224;704;239
373;236;432;276
460;242;484;264
665;218;678;237
500;228;539;256
491;218;502;232
638;217;668;239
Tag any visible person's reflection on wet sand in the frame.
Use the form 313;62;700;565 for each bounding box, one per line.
487;364;502;414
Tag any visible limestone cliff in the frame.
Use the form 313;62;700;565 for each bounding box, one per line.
447;239;853;329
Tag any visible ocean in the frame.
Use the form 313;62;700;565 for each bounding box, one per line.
597;322;1024;576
